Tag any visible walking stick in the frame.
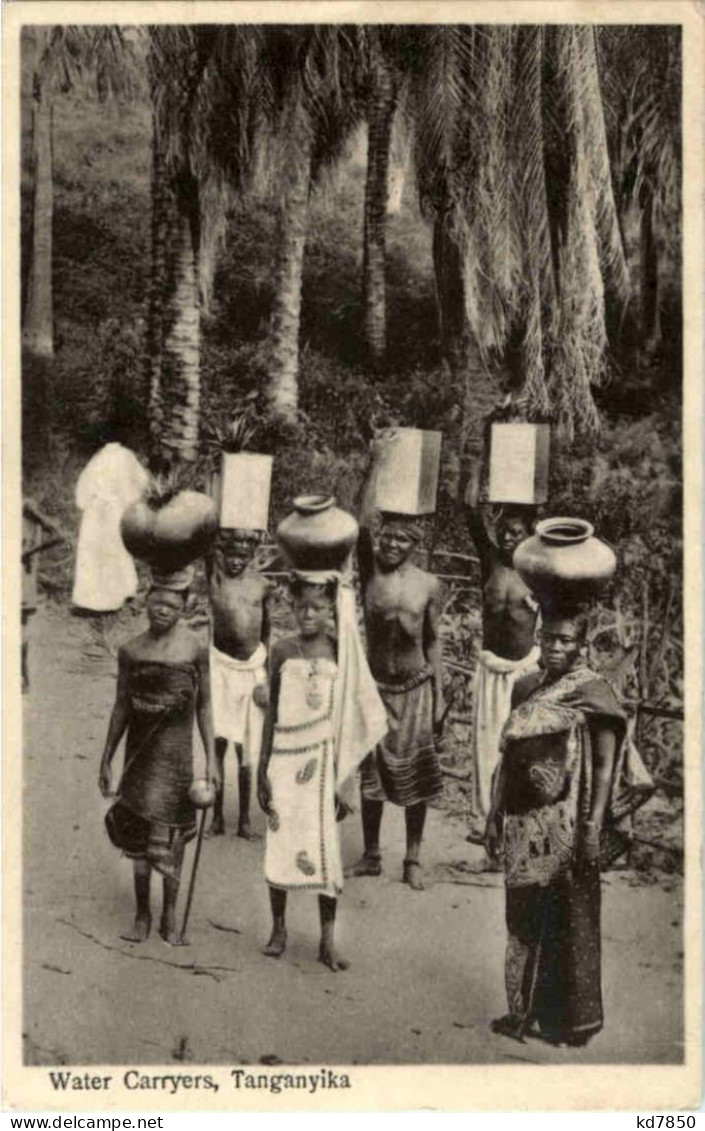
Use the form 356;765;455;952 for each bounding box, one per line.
177;807;208;946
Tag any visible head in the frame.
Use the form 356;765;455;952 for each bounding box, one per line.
217;530;260;577
146;586;188;635
538;608;589;677
496;507;534;566
289;577;336;639
376;514;422;571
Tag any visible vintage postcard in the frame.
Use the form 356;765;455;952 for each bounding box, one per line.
3;0;702;1114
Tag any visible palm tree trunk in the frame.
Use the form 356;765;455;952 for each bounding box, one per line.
146;124;168;450
157;181;201;466
362;48;396;365
268;130;313;422
23;71;54;359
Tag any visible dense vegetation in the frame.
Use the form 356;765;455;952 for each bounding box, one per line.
20;26;683;865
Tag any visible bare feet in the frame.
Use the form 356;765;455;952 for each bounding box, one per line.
344;853;382;878
159;912;181;946
205;816;225;838
262;927;287;958
403;860;425;891
236;822;261;842
466;855;503;874
120;913;152;943
318;944;349;972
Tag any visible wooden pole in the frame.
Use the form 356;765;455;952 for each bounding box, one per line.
178;808;208;945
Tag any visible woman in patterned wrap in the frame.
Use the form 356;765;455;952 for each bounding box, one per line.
485;607;653;1046
257;571;387;971
99;568;218;945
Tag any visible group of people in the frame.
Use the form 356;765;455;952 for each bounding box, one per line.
95;440;650;1048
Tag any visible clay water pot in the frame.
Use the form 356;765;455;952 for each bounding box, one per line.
121;490;218;571
276;495;358;571
188;779;216;809
512;517;616;604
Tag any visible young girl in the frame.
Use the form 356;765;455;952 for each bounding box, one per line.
258;572;387;972
99;568;218;945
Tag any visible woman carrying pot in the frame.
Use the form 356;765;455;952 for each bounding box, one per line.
485;519;652;1046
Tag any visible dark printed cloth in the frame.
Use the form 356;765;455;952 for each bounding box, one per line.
105;660;198;878
495;664;653;1041
360;666;442;807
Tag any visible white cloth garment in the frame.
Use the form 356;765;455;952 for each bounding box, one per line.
265;657;342;895
209;642;267;767
469;646;541;832
72;443;148;612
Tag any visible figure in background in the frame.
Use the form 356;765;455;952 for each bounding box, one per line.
206;530;272;840
485;606;652;1046
99;568;218;945
347;442;445;891
460;464;540;857
22;498;64;693
258;571;387;970
72;438;148;613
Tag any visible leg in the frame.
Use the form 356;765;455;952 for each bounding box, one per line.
21;636;29;694
159;874;181;945
207;737;227;836
235;746;260;841
403;802;427;890
263;886;288;957
120;859;152;942
318;895;349;972
345;797;384;877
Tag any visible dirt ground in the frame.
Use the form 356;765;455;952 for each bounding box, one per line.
22;604;684;1068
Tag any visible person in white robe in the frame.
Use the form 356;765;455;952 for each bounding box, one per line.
72;442;148;612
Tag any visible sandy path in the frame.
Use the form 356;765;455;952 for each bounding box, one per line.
22;605;683;1067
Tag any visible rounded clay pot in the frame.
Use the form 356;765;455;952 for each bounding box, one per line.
121;490;218;571
276;495;358;571
512;517;616;603
188;779;216;809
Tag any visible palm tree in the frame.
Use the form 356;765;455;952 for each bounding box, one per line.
407;24;632;443
259;26;364;422
361;27;401;366
598;26;680;359
22;26;135;361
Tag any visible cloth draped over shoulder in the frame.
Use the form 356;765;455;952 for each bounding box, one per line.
105;659;198;879
495;664;653;1044
73;443;148;612
292;569;388;787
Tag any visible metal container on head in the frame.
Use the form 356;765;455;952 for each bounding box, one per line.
370;428;442;516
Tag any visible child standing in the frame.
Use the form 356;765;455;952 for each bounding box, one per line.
258;572;387;972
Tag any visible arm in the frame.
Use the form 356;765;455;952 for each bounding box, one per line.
423;578;445;732
581;721;618;864
99;649;131;796
459;463;494;578
257;645;285;815
195;644;218;790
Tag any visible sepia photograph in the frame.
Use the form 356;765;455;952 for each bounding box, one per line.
4;1;702;1113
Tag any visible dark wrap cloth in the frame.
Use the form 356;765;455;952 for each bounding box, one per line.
360;665;443;807
496;665;653;1044
105;660;198;879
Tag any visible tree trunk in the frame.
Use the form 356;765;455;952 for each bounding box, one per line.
23;71;54;359
146;124;168;451
267;130;313;423
387;105;410;217
156;180;201;466
640;185;662;358
362;50;397;364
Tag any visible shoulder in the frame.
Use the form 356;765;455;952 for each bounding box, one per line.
511;671;544;708
119;636;144;663
411;565;441;599
270;636;299;669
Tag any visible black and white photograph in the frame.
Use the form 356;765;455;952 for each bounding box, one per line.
5;1;702;1113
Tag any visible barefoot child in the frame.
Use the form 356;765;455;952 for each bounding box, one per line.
207;530;272;839
258;570;387;971
99;568;218;944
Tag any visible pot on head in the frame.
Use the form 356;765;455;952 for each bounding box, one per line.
512;517;616;605
276;495;358;572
